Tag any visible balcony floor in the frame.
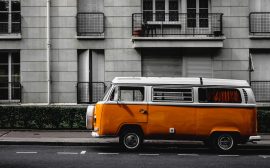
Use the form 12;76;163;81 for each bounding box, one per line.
131;36;226;48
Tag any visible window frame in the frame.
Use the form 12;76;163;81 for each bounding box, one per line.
0;0;21;34
187;0;210;28
0;50;20;101
108;85;146;103
198;87;243;104
142;0;181;21
151;86;194;103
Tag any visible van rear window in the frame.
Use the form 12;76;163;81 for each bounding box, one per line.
199;88;242;103
153;88;193;102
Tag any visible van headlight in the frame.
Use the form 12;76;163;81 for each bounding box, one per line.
86;105;95;130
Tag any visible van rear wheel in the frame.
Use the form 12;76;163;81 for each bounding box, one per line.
120;129;143;151
212;133;237;153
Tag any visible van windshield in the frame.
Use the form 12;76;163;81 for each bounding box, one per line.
102;84;113;101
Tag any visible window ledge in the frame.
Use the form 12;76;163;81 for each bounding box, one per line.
76;35;105;40
250;35;270;39
132;36;226;41
132;36;226;48
0;34;22;40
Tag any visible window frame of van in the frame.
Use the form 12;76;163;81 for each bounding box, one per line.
196;86;244;105
105;85;148;104
151;86;194;103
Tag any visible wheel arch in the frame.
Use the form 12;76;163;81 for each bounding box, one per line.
117;124;144;136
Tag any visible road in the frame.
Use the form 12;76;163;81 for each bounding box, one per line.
1;144;270;168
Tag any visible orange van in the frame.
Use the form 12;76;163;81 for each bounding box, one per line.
86;77;260;152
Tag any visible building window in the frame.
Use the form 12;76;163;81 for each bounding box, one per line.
153;88;193;102
0;0;21;34
198;88;242;103
0;51;20;101
143;0;180;21
187;0;209;28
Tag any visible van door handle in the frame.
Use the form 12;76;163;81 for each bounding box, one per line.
139;109;147;114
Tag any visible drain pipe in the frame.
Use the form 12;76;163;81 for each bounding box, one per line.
46;0;51;104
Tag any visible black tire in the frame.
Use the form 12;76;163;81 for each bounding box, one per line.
211;133;238;153
119;129;143;151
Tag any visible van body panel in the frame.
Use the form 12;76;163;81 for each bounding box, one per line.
196;107;257;137
146;105;196;137
98;103;148;136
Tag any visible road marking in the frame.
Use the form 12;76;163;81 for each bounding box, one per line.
259;155;270;159
80;151;86;155
57;152;78;155
139;154;160;156
177;154;199;156
218;155;239;157
16;152;37;154
98;153;119;155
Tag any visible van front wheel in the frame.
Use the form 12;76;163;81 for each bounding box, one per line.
212;133;237;153
120;130;143;151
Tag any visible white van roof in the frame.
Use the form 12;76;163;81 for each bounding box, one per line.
112;77;250;87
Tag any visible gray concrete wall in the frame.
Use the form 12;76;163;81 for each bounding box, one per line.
3;0;270;104
212;0;250;80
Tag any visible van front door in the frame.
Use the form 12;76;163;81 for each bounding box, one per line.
101;86;148;134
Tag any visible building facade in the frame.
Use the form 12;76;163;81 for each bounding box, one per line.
0;0;270;105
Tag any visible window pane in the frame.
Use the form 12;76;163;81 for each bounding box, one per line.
143;11;153;21
119;87;144;102
11;1;20;11
0;65;8;75
169;11;178;21
187;0;196;8
143;0;153;10
0;52;8;63
0;1;8;11
0;88;8;100
199;88;242;103
199;0;208;8
11;75;19;82
153;88;193;102
169;0;178;10
156;0;165;10
199;19;208;27
12;52;20;63
0;12;8;22
156;11;165;21
12;87;20;99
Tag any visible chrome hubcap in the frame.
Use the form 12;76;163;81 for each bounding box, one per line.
124;133;139;149
218;135;233;151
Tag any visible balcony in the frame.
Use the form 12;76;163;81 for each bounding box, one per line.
249;12;270;38
131;13;225;48
0;82;22;103
76;13;105;39
251;81;270;104
77;82;107;104
0;12;21;39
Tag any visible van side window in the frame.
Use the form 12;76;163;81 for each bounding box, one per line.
153;88;193;102
199;88;242;103
119;87;144;102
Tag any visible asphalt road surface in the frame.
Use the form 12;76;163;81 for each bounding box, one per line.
1;144;270;168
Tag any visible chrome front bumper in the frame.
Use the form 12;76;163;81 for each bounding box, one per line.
249;136;261;142
91;131;100;137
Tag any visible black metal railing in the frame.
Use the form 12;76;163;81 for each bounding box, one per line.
249;12;270;34
132;13;223;37
77;12;105;36
77;82;107;104
251;81;270;102
0;12;21;34
0;82;22;103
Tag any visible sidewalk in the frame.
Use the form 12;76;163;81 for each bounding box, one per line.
0;130;270;146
